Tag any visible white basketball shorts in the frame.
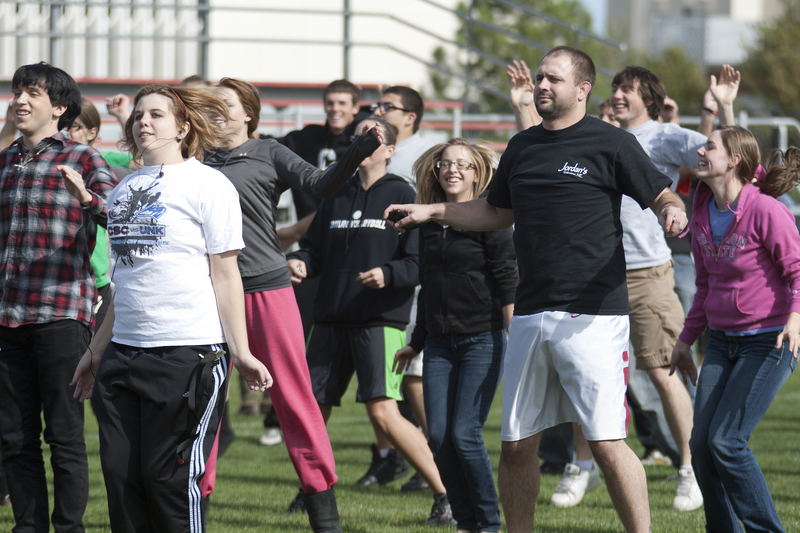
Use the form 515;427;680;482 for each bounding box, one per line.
501;311;630;442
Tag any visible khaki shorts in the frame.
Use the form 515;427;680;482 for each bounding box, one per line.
626;260;684;370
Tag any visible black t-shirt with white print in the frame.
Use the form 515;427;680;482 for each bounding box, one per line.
488;114;672;316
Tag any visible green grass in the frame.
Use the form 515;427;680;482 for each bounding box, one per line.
3;373;799;532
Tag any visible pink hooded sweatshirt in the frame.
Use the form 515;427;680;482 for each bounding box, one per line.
679;181;800;345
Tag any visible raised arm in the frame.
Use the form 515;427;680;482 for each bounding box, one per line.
507;59;541;131
0;100;16;150
709;64;740;127
650;187;687;237
106;93;132;130
275;127;381;199
385;197;514;233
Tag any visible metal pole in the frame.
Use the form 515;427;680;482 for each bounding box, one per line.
199;0;209;78
50;1;61;66
343;0;351;79
463;0;475;114
453;107;462;138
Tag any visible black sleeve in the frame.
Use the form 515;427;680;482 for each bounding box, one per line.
381;226;419;289
487;149;514;210
408;225;428;352
484;227;517;306
614;135;673;209
409;284;427;353
272;132;380;199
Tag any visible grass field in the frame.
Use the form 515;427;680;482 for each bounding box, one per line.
2;370;799;532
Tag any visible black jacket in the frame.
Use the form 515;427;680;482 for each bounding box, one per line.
409;222;517;352
288;173;418;328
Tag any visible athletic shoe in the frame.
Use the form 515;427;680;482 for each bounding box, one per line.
641;449;672;466
539;461;568;475
672;466;703;511
259;428;283;446
549;462;601;508
355;444;409;486
401;471;429;492
286;488;306;514
422;493;455;525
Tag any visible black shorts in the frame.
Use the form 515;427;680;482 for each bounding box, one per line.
307;325;405;405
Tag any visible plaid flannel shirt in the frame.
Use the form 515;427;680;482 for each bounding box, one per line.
0;130;117;328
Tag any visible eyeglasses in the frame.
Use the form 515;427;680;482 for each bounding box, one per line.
436;160;476;171
369;102;409;113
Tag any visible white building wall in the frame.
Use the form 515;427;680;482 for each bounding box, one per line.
0;0;462;93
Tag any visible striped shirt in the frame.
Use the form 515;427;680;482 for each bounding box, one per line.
0;130;117;328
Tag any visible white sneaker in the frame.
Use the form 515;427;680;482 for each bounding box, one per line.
641;449;673;467
259;428;283;446
549;462;601;508
672;466;703;511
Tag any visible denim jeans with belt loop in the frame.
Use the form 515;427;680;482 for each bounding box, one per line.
423;330;505;532
691;329;796;533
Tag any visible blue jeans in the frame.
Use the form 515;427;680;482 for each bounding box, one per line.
691;330;796;533
423;331;505;532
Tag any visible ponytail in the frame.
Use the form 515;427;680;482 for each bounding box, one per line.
758;147;800;198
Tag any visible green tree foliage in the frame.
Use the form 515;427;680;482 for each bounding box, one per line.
429;0;623;113
741;0;800;116
634;46;708;116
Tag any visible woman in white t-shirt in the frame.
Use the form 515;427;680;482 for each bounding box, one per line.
66;84;271;533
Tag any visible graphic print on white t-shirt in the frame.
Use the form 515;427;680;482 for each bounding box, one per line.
107;181;167;265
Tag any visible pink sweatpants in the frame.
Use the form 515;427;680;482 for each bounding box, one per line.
244;287;338;493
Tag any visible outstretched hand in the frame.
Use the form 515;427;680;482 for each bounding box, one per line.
58;165;93;206
507;59;534;108
384;203;435;232
709;64;740;108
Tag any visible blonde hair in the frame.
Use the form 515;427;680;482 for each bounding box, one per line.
121;84;230;162
414;138;498;204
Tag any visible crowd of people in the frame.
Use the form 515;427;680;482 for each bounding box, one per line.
0;43;797;533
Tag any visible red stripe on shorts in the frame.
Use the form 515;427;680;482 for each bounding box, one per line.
622;350;630;435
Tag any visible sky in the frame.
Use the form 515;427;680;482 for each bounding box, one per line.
578;0;608;36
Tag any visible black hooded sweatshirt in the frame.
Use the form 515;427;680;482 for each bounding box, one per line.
288;173;418;328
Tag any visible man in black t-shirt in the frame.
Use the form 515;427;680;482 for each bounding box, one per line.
385;46;687;533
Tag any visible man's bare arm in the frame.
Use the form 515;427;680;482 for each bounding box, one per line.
650;187;687;237
385;197;514;232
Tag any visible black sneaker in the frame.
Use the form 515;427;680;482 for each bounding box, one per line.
401;471;430;492
355;444;409;486
539;461;568;476
422;493;455;526
286;488;306;514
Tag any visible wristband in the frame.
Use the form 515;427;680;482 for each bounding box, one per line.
702;106;717;116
